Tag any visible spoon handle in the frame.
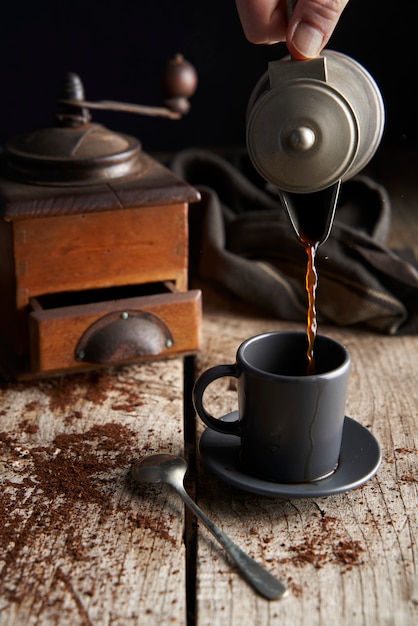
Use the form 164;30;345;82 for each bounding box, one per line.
175;484;287;600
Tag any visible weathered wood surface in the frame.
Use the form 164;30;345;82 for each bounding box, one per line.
192;156;418;626
0;361;187;626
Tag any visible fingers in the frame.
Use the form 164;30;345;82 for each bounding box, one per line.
235;0;350;56
288;0;350;59
235;0;288;44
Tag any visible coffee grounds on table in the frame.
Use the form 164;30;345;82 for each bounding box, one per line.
0;418;176;606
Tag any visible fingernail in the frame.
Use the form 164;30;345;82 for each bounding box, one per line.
292;22;323;58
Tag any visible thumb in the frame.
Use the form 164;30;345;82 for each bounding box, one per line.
287;0;350;59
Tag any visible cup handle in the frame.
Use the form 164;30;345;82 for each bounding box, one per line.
193;364;241;436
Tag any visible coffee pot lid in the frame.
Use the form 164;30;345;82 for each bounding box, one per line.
246;52;385;194
247;76;359;193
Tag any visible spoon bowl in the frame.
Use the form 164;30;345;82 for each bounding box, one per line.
133;453;187;485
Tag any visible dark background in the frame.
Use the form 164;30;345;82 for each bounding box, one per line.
0;0;416;155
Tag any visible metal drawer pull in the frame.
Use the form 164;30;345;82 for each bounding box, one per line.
75;310;173;364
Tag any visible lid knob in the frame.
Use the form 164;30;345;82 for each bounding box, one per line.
287;126;316;152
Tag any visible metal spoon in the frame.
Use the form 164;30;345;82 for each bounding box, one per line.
131;453;287;600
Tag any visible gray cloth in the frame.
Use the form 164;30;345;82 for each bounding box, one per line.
171;149;418;335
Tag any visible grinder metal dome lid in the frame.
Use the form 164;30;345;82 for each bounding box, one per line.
3;73;144;187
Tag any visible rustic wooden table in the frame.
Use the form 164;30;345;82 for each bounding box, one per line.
0;152;417;625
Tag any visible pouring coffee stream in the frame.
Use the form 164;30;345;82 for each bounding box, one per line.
246;5;385;370
279;183;340;374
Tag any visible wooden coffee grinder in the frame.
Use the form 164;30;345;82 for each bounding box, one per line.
0;57;202;379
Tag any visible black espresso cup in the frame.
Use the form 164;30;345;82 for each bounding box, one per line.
193;331;351;483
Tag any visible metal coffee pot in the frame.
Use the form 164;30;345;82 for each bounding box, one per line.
246;48;385;243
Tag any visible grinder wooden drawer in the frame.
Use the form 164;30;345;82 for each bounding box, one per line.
28;287;201;376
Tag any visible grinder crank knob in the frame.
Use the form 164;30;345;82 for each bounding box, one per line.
160;54;198;115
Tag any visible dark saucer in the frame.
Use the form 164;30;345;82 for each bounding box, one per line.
199;412;382;498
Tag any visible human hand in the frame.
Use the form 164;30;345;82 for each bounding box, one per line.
235;0;350;59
